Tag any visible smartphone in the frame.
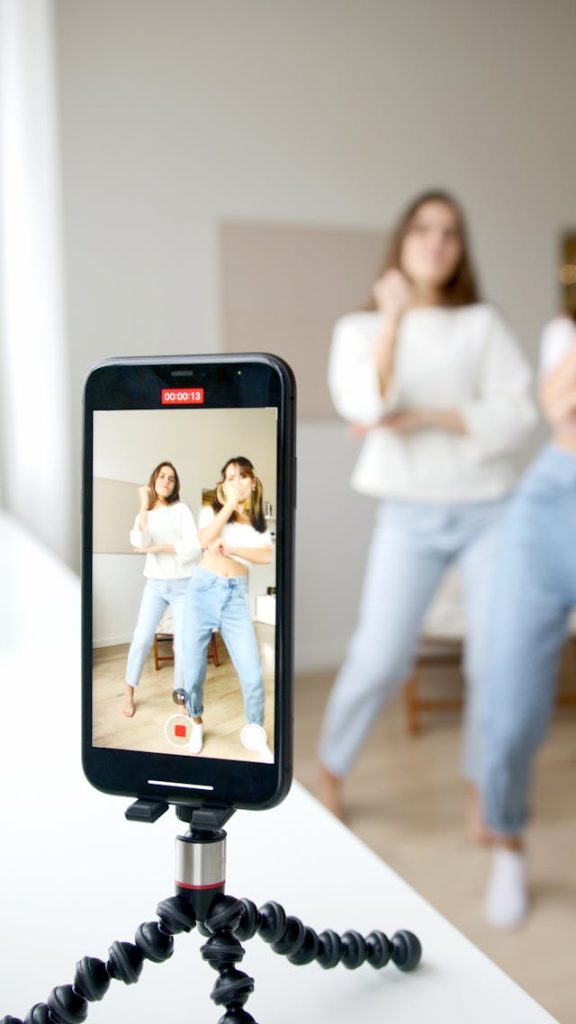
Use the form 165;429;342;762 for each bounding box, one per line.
82;354;296;812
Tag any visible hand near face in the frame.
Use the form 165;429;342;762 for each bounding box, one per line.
372;269;411;320
138;484;152;507
223;476;247;508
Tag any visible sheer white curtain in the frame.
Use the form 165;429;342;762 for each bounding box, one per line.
0;0;72;566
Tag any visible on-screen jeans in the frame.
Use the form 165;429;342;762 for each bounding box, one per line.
182;567;264;725
125;577;189;689
318;497;507;780
482;445;576;835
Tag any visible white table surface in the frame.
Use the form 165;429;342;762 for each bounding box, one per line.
0;513;558;1023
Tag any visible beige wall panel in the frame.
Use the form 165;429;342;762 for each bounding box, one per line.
220;222;387;419
93;477;137;554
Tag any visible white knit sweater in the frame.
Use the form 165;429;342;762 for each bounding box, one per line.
329;303;536;502
130;501;201;578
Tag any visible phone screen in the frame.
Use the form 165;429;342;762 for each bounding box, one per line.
82;355;295;810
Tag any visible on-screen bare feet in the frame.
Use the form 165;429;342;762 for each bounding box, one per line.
122;684;136;718
317;761;344;820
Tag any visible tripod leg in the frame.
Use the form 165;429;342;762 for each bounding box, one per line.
201;896;258;1024
234;898;422;972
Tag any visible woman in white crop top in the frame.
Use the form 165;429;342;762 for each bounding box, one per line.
181;457;273;756
123;461;201;717
482;316;576;929
317;190;536;827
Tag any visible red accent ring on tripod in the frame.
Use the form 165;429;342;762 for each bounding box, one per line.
176;880;225;891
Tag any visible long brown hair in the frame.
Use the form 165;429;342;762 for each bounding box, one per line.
147;462;181;509
369;190;480;309
213;456;266;533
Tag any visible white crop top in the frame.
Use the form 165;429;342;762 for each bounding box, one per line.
198;505;273;569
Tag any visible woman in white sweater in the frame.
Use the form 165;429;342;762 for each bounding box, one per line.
124;461;201;717
317;191;536;825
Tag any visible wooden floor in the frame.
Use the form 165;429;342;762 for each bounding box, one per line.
93;623;275;762
294;665;576;1024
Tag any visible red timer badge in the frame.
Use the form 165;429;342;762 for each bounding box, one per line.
161;388;205;405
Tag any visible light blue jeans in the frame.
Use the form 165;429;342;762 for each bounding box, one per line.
125;577;189;689
182;567;264;725
482;445;576;835
318;498;507;780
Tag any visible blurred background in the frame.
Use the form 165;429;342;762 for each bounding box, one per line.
1;1;575;1018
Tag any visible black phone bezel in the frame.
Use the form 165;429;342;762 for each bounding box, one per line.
82;353;296;811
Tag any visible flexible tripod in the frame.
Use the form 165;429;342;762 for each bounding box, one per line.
2;799;422;1024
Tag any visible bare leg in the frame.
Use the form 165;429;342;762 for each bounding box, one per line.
317;761;344;820
466;782;496;845
122;683;136;718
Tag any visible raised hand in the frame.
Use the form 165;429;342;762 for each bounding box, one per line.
372;269;411;320
223;476;246;509
138;484;153;508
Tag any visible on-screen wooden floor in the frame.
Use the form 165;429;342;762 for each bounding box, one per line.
294;664;576;1024
93;623;275;762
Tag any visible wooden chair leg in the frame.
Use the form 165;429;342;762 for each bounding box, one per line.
404;672;420;736
153;635;160;670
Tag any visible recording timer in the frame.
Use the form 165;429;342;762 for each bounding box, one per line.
161;388;205;405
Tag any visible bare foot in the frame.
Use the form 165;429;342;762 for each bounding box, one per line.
466;783;495;846
123;685;136;718
317;762;344;820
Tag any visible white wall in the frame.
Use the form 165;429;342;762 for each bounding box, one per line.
93;407;277;506
93;553;143;645
0;0;72;563
53;0;576;670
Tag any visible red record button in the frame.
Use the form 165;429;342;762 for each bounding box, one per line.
161;388;205;405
